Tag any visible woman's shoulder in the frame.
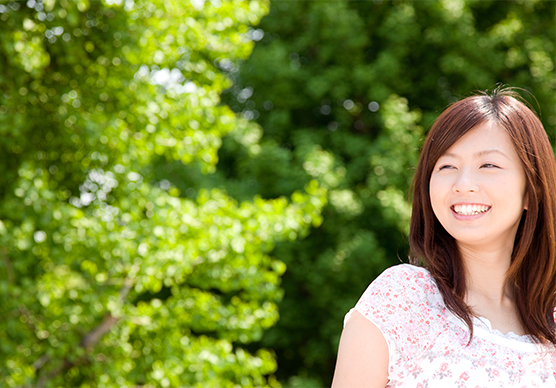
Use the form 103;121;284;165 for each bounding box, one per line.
349;264;444;358
372;263;438;295
355;263;443;317
378;263;430;278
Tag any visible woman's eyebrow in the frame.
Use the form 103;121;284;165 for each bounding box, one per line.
441;149;509;160
474;149;509;159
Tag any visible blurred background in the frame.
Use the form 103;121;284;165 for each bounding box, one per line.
0;0;554;387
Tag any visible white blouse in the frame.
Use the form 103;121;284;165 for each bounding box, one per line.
345;264;556;387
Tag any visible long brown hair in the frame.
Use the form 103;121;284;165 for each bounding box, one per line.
409;87;556;345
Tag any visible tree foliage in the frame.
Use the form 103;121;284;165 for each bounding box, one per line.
217;0;555;385
0;0;329;387
1;0;554;386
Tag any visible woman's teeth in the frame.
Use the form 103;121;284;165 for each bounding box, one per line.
452;204;490;215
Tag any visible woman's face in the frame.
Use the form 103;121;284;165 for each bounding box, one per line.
429;121;527;253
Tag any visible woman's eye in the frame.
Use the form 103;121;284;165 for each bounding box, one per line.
438;165;454;170
481;163;499;168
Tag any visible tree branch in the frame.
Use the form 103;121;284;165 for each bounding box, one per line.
33;354;50;371
79;313;119;350
35;280;132;386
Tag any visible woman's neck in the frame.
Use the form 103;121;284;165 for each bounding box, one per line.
458;243;514;304
458;244;524;335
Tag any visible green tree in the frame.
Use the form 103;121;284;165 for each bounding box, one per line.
0;0;329;387
215;0;555;385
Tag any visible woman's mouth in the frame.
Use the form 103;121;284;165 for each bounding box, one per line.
451;204;491;216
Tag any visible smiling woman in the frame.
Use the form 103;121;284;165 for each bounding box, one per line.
430;121;528;257
332;87;556;387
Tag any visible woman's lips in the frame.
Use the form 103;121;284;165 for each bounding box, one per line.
451;203;491;216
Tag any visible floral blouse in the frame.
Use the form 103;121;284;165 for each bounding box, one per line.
346;264;556;387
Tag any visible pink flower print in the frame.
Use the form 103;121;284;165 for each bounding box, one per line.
433;362;452;380
409;363;424;379
350;266;556;388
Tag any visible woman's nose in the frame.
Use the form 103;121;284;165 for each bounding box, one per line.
453;169;479;193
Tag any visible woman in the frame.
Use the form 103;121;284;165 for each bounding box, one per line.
331;88;556;387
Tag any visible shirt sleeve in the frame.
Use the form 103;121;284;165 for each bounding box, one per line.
348;264;438;377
